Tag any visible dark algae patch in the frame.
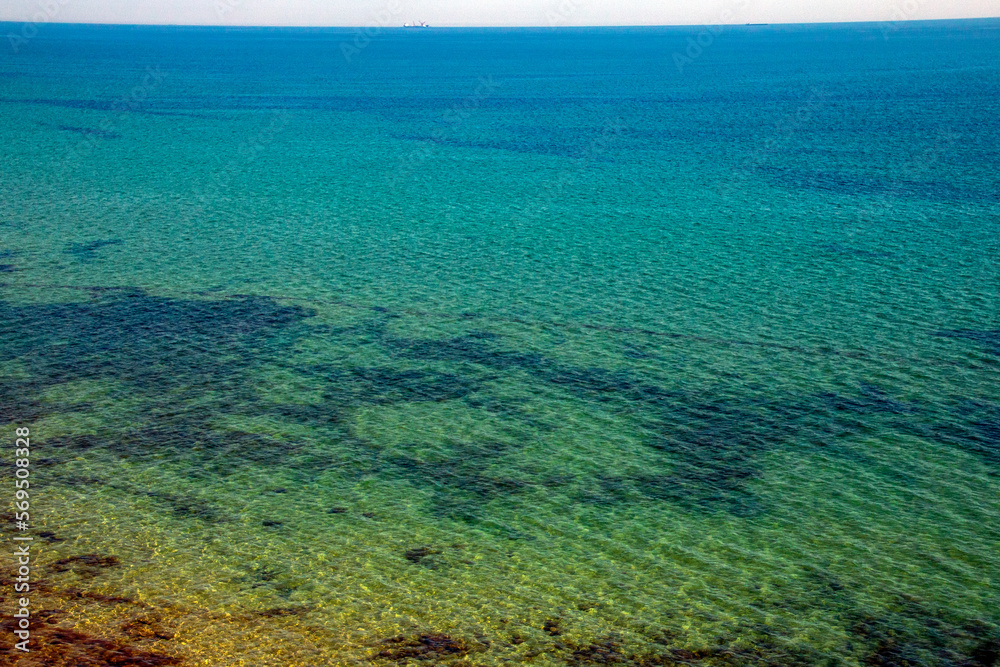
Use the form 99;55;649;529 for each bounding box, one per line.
348;323;1000;514
370;324;935;514
0;380;49;425
120;617;175;641
6;287;986;521
57;124;122;139
404;546;442;565
378;451;531;524
3;291;998;524
847;597;1000;667
0;290;313;391
933;329;1000;356
64;239;124;262
304;365;481;407
566;637;628;665
0;622;180;666
374;634;470;663
137;488;229;522
50;554;121;573
384;330;548;371
897;399;1000;468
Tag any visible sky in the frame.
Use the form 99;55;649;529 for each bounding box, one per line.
0;0;997;27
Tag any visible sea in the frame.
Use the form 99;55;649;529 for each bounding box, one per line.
0;19;998;666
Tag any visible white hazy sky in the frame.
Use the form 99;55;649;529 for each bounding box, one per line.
0;0;997;27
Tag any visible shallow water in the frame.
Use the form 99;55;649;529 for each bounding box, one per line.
1;20;999;666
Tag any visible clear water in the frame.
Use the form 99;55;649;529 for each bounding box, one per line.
1;20;999;666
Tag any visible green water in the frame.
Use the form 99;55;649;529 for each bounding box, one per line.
1;21;999;667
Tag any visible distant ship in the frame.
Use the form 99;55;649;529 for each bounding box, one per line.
403;21;430;28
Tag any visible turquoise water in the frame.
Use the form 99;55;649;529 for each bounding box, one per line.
1;20;999;666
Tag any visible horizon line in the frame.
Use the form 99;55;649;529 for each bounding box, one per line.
1;16;999;30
